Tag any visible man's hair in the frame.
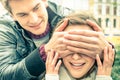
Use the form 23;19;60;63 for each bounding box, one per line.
1;0;12;14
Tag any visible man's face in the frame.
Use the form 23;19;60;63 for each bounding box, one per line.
63;25;95;78
10;0;48;35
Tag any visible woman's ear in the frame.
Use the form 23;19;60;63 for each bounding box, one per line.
42;0;48;7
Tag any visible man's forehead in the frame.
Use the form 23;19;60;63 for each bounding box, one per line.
10;0;41;14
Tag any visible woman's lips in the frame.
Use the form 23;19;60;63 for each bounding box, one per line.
70;62;86;69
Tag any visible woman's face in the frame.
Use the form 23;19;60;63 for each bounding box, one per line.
63;25;95;78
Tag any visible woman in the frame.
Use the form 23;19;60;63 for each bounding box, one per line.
41;12;115;80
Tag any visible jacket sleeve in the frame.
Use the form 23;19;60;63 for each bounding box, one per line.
0;20;45;80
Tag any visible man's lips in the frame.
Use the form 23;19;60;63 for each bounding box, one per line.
30;21;42;29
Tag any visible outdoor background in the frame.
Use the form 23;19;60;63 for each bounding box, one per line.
0;0;120;80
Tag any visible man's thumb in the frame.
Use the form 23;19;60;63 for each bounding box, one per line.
55;18;68;32
86;19;102;32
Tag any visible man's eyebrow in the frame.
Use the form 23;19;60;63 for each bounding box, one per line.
33;3;41;10
16;3;41;16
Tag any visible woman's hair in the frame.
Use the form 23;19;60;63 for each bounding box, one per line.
1;0;13;14
55;11;101;31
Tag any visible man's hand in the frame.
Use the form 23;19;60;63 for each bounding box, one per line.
86;19;102;32
62;20;109;58
45;19;72;57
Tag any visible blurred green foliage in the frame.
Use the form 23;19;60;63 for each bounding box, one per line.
112;45;120;80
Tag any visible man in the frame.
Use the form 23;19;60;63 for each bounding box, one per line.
0;0;112;80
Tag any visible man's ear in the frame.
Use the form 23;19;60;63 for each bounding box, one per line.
42;0;48;7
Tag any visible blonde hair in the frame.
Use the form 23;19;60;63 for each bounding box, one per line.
55;11;100;31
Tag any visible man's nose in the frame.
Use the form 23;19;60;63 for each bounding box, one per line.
29;12;38;24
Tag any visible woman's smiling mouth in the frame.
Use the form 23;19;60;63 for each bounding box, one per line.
70;62;86;69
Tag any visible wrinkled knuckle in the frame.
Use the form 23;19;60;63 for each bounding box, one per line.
58;39;61;43
98;35;101;39
93;38;99;44
91;51;95;56
110;57;114;62
105;59;109;63
94;47;101;54
50;64;54;67
96;32;102;38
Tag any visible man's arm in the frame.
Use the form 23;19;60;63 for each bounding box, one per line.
0;21;45;80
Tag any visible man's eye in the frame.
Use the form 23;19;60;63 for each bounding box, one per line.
19;14;27;17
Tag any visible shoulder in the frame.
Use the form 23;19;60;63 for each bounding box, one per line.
0;13;19;41
0;13;15;29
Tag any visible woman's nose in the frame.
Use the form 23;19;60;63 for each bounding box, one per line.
72;53;82;60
